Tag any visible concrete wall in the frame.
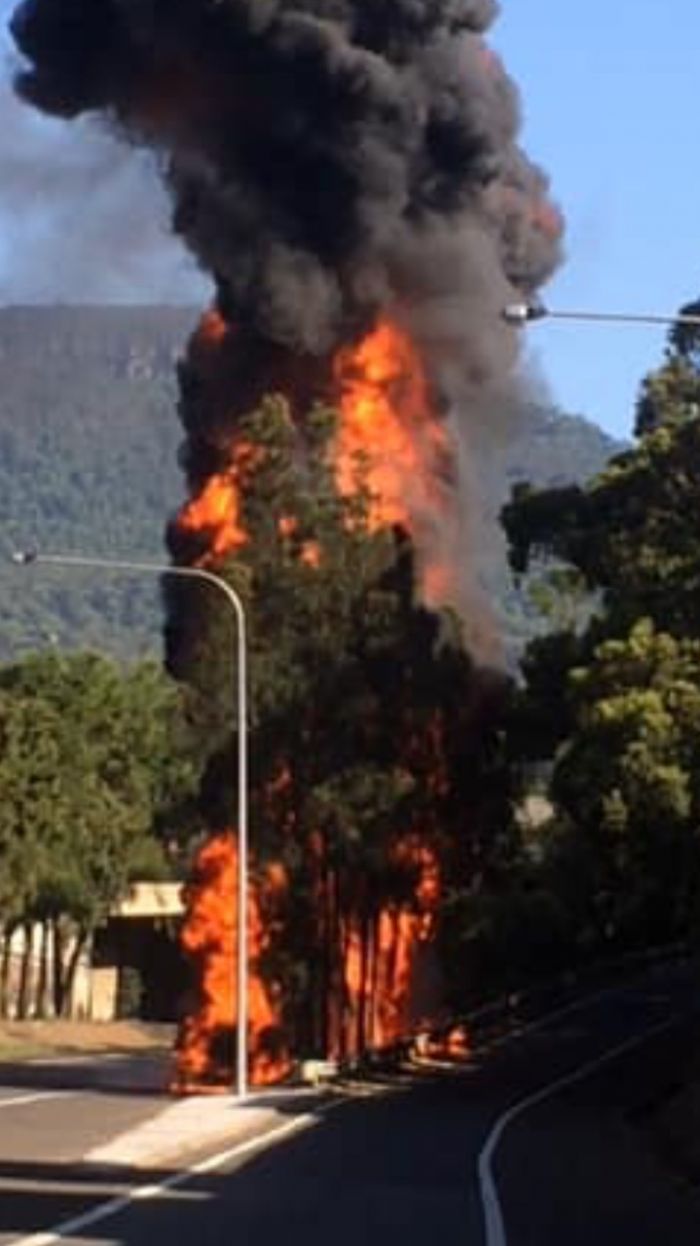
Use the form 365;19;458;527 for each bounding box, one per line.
112;881;184;919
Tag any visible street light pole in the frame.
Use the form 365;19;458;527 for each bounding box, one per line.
502;301;700;330
10;549;249;1099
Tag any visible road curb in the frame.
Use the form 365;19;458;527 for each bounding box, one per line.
82;1086;337;1171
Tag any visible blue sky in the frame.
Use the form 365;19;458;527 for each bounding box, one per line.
493;0;700;438
2;2;699;439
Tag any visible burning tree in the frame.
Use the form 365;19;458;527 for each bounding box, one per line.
167;394;513;1082
11;0;563;1082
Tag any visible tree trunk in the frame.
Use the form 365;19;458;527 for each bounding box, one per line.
35;921;50;1019
17;923;33;1020
60;929;88;1019
308;838;333;1058
367;912;379;1050
52;919;88;1020
52;918;64;1016
356;907;370;1056
334;872;350;1060
318;853;334;1057
0;925;16;1019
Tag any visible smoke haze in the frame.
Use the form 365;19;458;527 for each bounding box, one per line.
0;27;207;304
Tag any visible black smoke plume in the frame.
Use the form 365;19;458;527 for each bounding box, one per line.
11;0;563;643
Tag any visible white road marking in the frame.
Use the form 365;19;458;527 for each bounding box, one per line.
477;1016;677;1246
0;1092;79;1110
2;966;686;1244
7;1110;318;1246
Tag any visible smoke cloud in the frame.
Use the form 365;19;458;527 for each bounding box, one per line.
11;0;560;342
10;0;563;645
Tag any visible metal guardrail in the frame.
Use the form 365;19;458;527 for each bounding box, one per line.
341;940;692;1077
457;939;691;1032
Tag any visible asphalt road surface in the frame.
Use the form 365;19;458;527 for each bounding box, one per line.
1;962;699;1246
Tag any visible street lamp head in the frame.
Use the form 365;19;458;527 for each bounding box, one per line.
501;300;549;326
10;549;38;565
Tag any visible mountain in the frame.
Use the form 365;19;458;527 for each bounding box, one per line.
475;404;625;663
0;305;623;664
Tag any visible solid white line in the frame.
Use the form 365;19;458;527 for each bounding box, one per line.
7;1111;318;1246
0;1092;79;1110
477;1016;677;1246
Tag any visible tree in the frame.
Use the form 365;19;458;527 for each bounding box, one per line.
167;396;516;1061
551;621;700;946
503;301;700;641
501;302;700;957
0;651;198;1016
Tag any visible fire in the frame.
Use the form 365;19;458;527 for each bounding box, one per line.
174;832;291;1090
278;515;322;568
174;313;451;1089
333;319;448;534
413;1023;472;1064
194;307;229;351
300;541;322;568
177;472;246;558
327;836;443;1060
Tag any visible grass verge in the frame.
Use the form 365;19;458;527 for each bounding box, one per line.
0;1019;175;1061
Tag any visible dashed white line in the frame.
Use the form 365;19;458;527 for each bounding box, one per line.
477;1016;678;1246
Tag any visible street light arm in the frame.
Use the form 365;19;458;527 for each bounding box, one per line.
502;301;549;325
10;548;249;1099
10;550;246;667
502;302;700;330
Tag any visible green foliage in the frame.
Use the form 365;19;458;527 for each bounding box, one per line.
550;622;700;943
440;879;575;1003
525;566;593;636
503;306;700;957
503;316;700;641
0;650;199;1011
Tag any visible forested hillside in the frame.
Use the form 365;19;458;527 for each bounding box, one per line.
0;306;621;663
0;306;192;657
479;403;624;660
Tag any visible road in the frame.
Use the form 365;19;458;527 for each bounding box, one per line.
1;962;699;1246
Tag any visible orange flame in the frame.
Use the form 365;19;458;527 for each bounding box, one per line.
177;472;247;559
174;832;291;1090
332;319;453;607
278;515;322;568
327;835;443;1060
332;319;447;532
195;307;229;351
